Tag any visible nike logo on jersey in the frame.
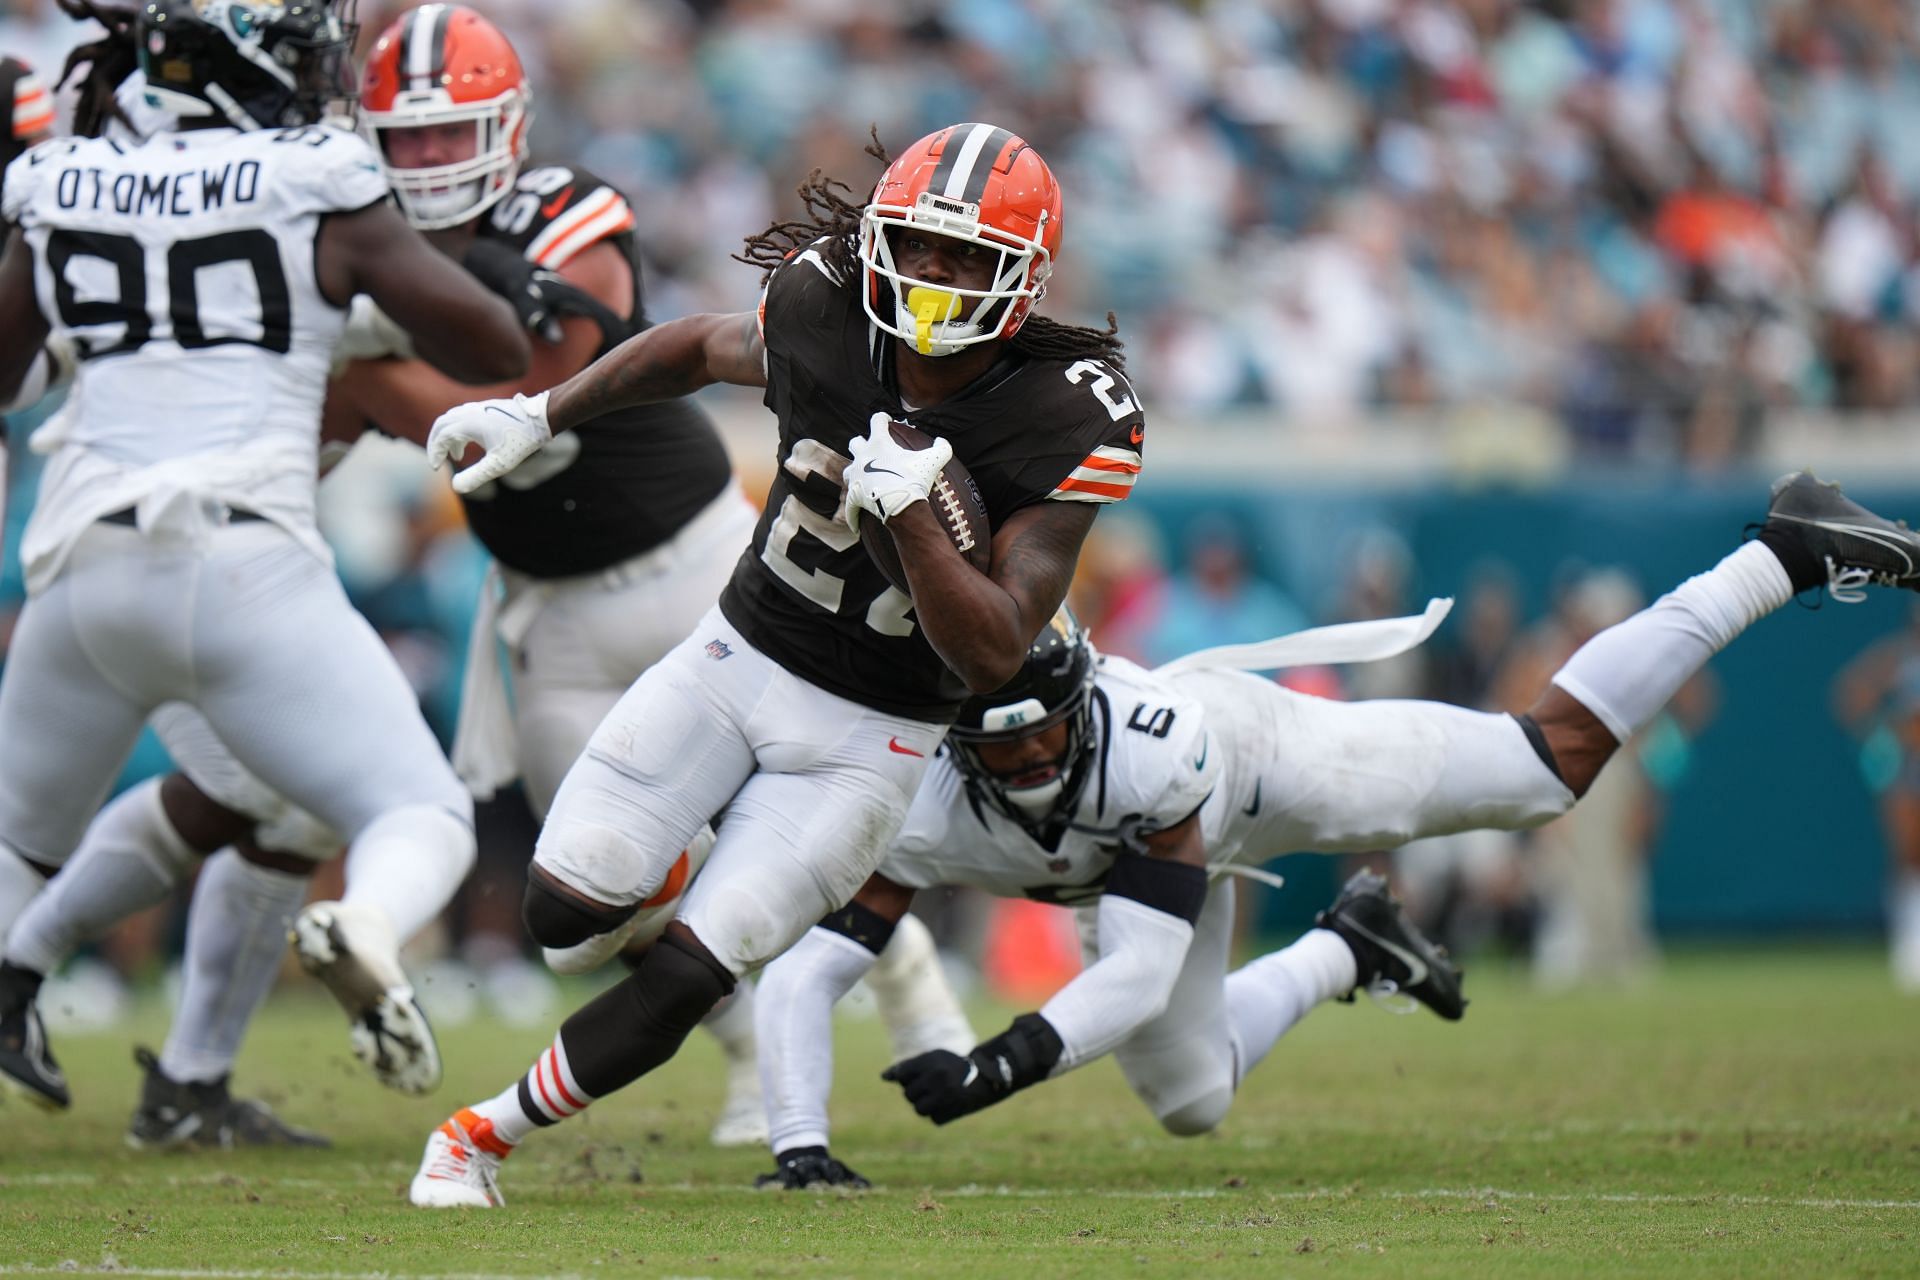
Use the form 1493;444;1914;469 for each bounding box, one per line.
1193;735;1209;772
541;186;575;219
888;737;925;757
1242;779;1262;818
1129;423;1144;445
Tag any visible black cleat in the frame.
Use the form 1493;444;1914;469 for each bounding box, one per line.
125;1047;329;1150
1317;870;1467;1021
0;995;69;1110
754;1146;871;1190
1764;471;1920;599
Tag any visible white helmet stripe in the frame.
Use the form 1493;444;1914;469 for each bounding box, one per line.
939;122;1000;200
405;4;449;90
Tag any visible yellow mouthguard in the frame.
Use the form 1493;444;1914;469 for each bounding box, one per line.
906;286;963;354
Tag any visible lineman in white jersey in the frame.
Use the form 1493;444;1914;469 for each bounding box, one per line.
0;0;531;1111
760;467;1920;1181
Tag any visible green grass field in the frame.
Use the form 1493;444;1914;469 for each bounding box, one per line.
1;945;1915;1279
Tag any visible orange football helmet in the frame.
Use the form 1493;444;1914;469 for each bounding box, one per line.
360;4;530;229
858;123;1063;356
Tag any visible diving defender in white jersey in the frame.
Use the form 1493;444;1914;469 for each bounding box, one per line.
0;0;529;1110
755;474;1920;1184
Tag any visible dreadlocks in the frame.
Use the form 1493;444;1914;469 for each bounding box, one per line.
734;131;1128;371
56;0;140;139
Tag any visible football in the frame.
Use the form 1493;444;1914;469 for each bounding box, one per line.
857;419;993;592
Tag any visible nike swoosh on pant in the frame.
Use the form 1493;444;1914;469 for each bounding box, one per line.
888;737;925;757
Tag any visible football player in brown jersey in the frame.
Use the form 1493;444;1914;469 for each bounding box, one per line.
411;122;1149;1207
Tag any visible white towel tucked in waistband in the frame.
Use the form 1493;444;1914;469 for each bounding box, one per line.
1153;597;1453;678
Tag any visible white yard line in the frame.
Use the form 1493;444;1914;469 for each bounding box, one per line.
6;1173;1913;1212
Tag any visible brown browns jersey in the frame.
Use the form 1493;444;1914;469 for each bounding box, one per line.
457;162;733;578
718;238;1144;721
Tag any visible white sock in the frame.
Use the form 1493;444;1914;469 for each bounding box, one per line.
159;851;309;1084
1552;542;1793;743
340;804;475;944
866;912;975;1059
1893;871;1920;993
6;778;198;975
1224;928;1358;1081
470;1034;592;1146
0;846;49;950
755;926;879;1154
700;980;756;1064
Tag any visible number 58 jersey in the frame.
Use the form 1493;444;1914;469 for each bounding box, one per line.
2;124;388;584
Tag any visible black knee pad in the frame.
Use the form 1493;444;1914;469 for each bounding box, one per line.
560;930;736;1097
630;930;737;1028
522;873;638;949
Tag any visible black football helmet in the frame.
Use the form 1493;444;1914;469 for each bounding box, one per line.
137;0;357;131
949;607;1099;836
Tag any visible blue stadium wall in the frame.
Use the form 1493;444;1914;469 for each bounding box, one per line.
1131;471;1911;937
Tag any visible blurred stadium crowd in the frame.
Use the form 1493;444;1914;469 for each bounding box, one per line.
372;0;1920;461
4;0;1920;1021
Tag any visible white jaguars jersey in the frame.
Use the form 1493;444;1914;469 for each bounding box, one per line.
1;123;388;590
882;655;1220;903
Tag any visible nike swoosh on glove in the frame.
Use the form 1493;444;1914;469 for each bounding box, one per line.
843;411;953;536
426;391;553;494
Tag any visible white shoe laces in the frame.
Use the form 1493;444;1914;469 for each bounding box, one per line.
1359;978;1420;1016
1826;558;1874;604
424;1130;499;1189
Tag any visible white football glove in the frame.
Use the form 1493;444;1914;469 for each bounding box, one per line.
331;295;415;374
425;391;553;495
843;411;954;535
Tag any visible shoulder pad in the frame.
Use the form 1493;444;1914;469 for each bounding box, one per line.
487;162;635;269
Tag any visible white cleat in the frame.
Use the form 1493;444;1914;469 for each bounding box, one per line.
708;1057;768;1148
410;1109;507;1208
291;901;442;1094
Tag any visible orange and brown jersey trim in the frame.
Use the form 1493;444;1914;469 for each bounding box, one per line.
525;185;634;270
7;65;50;141
1048;443;1143;504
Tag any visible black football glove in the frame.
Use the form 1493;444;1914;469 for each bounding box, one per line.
881;1013;1063;1125
461;237;605;346
753;1146;871;1190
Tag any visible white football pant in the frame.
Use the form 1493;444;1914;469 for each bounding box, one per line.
0;520;470;866
534;606;944;977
